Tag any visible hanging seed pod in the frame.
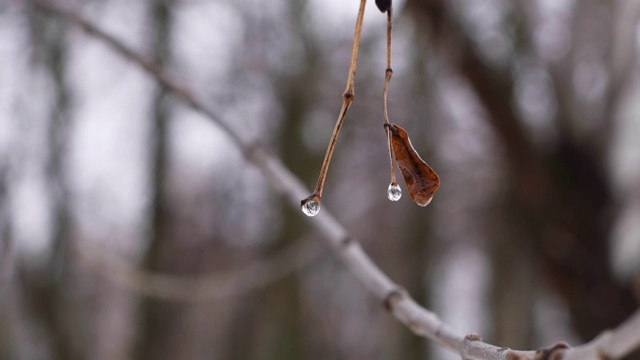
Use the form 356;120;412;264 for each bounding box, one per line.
385;123;440;206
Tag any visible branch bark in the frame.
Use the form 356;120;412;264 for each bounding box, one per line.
33;1;640;359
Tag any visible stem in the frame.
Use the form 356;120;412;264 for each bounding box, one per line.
308;0;367;201
383;8;397;184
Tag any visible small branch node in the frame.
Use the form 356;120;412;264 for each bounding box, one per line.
464;333;483;342
339;236;355;248
242;140;266;164
407;319;424;335
507;353;529;360
535;342;570;360
435;323;443;338
382;287;406;312
597;351;612;360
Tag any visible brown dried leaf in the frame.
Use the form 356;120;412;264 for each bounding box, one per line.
386;123;440;206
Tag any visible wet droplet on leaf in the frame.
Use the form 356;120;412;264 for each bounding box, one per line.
385;123;440;206
418;196;433;207
387;182;402;201
301;195;321;217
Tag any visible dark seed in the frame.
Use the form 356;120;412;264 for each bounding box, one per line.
375;0;392;13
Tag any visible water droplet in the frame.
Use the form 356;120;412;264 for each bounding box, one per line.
301;196;321;217
387;182;402;201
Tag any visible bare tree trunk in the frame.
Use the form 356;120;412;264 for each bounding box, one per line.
134;1;177;359
397;42;439;360
0;166;16;360
20;7;88;360
489;190;535;349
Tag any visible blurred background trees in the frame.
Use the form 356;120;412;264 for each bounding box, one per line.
0;0;639;359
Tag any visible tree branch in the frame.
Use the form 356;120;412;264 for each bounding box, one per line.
33;1;640;359
73;234;326;302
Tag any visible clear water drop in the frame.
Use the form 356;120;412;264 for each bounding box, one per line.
301;197;321;217
387;182;402;201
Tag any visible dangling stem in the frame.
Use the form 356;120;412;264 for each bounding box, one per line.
304;0;367;204
382;7;397;185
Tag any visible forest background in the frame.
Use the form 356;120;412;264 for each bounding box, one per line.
1;0;640;359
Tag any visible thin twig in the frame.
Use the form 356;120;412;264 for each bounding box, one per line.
382;7;399;189
33;1;640;359
301;0;368;210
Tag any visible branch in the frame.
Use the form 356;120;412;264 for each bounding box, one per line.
73;234;326;302
33;1;640;359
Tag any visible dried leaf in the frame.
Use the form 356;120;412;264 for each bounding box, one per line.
386;123;440;206
375;0;392;13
